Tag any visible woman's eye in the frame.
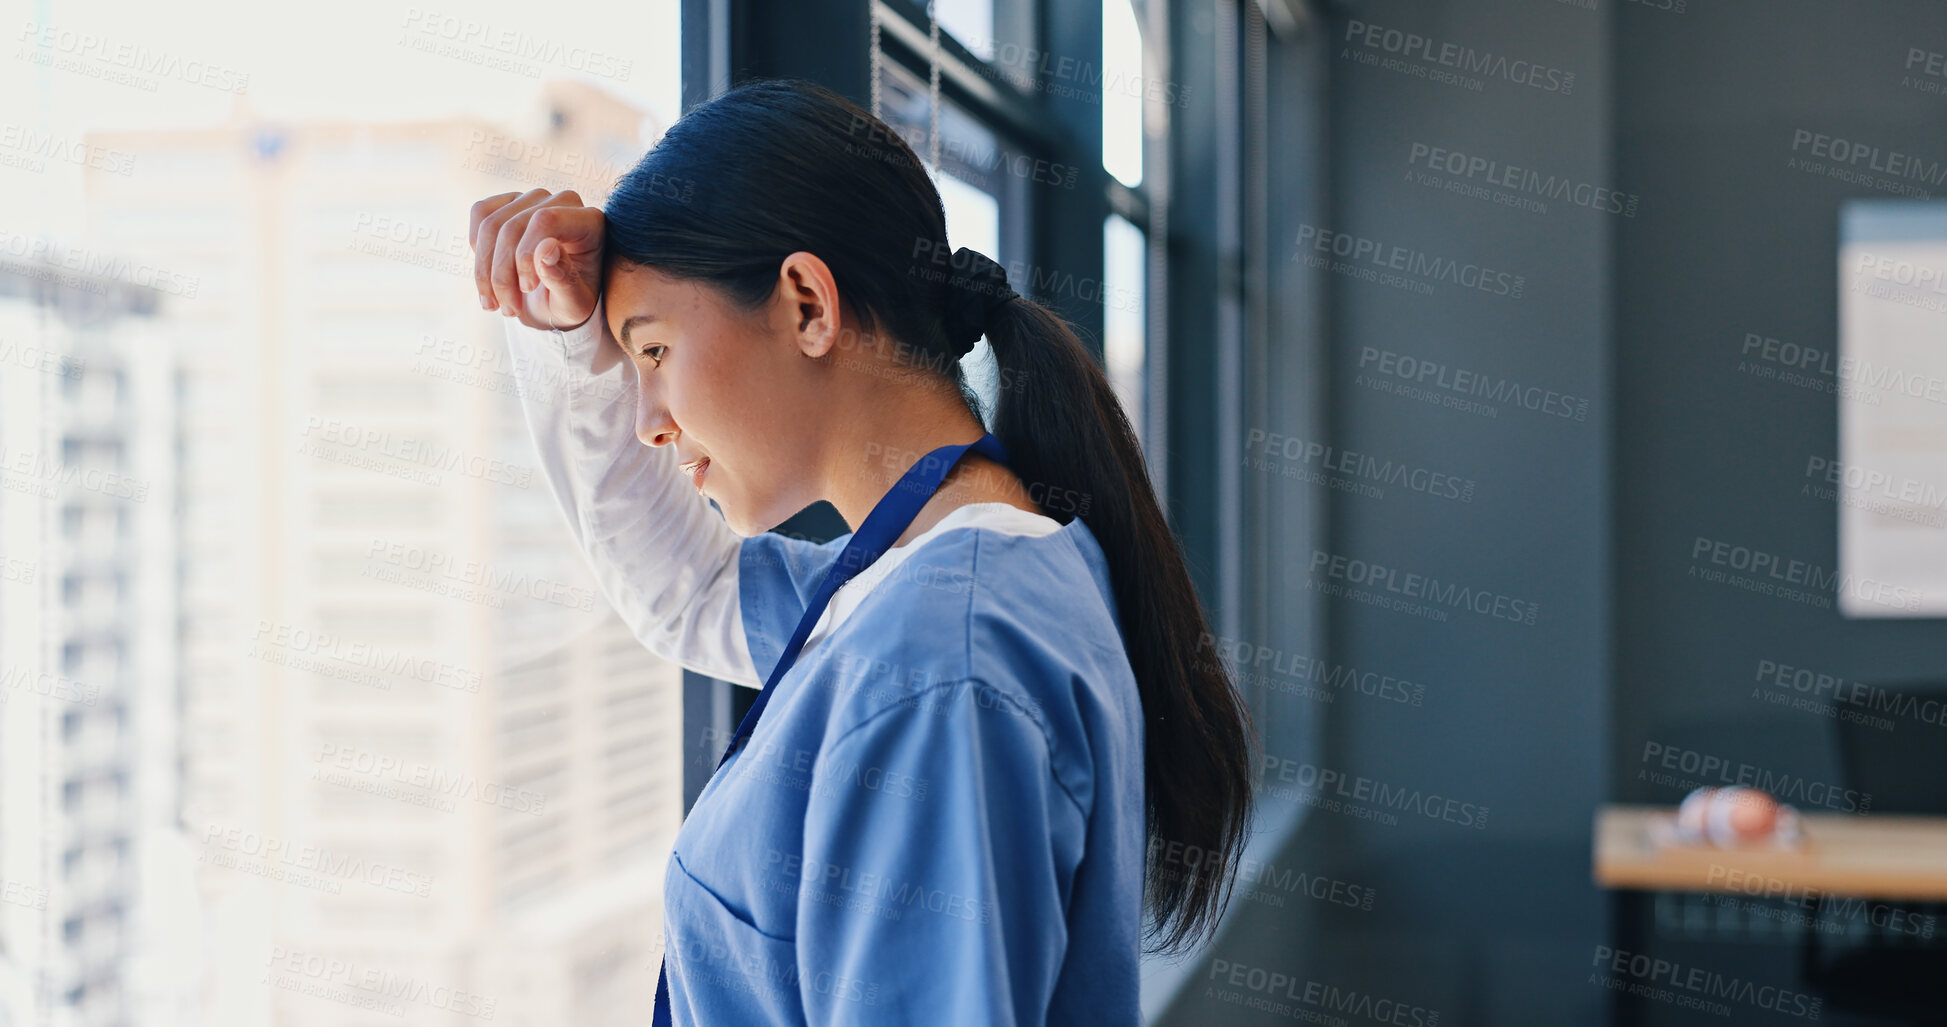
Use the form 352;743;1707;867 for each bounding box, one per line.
639;345;665;366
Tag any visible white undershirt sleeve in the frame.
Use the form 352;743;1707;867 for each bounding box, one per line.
501;297;762;686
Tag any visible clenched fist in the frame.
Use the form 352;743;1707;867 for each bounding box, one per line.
469;188;605;331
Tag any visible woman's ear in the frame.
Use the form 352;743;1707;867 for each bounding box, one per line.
776;251;842;359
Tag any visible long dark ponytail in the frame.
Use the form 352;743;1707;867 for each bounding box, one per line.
604;78;1257;955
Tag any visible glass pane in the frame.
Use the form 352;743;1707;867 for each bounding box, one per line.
874;56;1009;200
1;2;684;1025
1103;0;1145;187
942;175;1007;425
934;0;996;60
873;56;1016;425
1104;213;1147;445
928;0;1033;66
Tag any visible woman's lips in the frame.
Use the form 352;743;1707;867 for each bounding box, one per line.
680;457;710;493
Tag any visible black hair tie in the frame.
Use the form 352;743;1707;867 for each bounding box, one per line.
941;246;1017;357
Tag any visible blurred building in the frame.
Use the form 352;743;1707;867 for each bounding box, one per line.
79;79;681;1026
0;261;176;1027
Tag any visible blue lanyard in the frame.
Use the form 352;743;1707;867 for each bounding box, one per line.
653;432;1010;1026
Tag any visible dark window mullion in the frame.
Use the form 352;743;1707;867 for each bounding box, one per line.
677;0;877;815
1109;178;1150;231
871;0;1064;154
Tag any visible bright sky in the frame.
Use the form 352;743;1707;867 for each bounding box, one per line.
3;0;684;238
3;0;1147;233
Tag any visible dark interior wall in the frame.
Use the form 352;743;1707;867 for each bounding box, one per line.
1192;0;1947;1021
1318;0;1614;1021
1163;1;1615;1023
1612;0;1947;815
1324;0;1613;841
1610;5;1947;1020
1013;0;1943;1022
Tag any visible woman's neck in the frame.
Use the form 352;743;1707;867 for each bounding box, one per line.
818;386;1040;548
894;452;1042;548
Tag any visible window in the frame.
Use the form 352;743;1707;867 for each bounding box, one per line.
684;0;1157;815
1102;0;1144;188
930;0;1036;63
1104;212;1146;435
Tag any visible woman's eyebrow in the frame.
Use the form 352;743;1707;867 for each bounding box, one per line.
619;314;658;346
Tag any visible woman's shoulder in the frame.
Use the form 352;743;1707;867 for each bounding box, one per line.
844;509;1137;720
740;503;1137;749
870;504;1124;650
819;513;1140;819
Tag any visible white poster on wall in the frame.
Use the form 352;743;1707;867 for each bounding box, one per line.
1837;200;1947;618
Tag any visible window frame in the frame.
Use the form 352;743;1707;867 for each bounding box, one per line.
676;0;1122;810
674;2;1335;1020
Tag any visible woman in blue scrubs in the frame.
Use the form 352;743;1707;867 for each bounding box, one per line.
469;79;1256;1025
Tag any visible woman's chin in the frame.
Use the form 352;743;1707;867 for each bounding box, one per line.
725;503;803;539
720;503;768;539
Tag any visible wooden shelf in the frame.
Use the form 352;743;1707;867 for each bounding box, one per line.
1594;804;1947;901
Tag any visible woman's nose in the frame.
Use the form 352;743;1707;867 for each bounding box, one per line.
634;388;679;448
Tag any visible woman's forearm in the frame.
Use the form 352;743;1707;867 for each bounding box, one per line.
501;297;761;686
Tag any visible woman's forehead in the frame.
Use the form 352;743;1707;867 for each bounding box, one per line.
605;265;698;308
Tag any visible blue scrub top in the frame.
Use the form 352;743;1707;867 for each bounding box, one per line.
659;515;1148;1025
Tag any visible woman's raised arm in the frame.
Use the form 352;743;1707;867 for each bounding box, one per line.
476;188;761;686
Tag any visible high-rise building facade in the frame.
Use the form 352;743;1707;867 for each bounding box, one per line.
75;79;682;1026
